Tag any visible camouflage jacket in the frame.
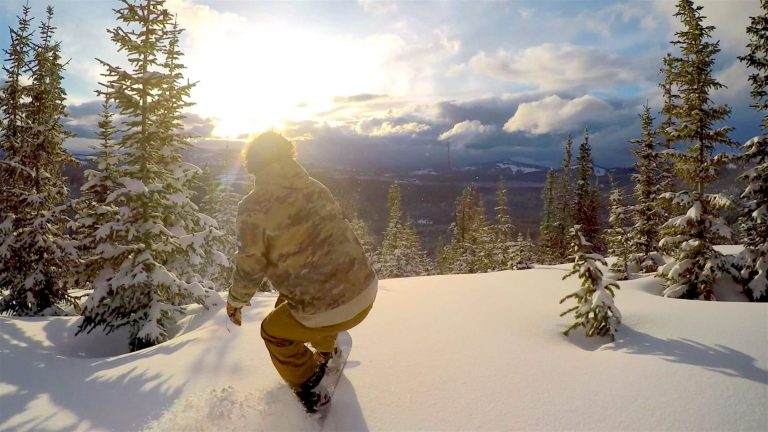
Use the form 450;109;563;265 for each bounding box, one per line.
228;158;377;327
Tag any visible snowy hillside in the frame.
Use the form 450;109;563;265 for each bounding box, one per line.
495;161;542;174
1;263;767;432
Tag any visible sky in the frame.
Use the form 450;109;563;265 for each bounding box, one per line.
0;0;763;169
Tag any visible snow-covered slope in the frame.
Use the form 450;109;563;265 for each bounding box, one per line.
1;265;767;431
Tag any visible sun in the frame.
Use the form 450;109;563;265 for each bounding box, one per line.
178;12;399;140
211;114;286;139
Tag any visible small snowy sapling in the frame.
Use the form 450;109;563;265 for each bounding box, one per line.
560;226;621;340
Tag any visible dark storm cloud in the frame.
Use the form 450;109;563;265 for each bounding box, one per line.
64;99;106;139
433;93;546;126
64;122;99;139
65;99;218;140
67;99;104;118
285;120;446;171
283;92;655;169
428;92;645;167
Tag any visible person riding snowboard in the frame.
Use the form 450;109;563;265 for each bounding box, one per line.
226;131;378;411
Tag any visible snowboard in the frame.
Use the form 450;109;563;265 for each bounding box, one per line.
309;330;352;420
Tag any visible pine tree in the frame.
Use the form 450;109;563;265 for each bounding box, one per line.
559;225;621;340
551;135;574;262
74;94;124;293
606;176;633;280
435;236;453;274
658;53;680;151
491;177;515;270
741;0;768;130
377;183;430;278
494;178;514;240
403;218;433;275
572;129;604;253
442;183;494;273
199;166;239;291
655;53;679;224
0;6;78;316
77;0;219;350
736;0;768;301
0;3;33;158
83;95;122;204
154;17;225;292
509;232;535;270
348;212;377;265
538;169;559;264
657;0;738;300
629;105;667;273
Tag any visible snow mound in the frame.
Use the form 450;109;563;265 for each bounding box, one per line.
144;386;318;432
2;267;766;431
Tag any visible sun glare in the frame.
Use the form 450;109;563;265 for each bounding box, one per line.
178;9;400;140
212;116;286;139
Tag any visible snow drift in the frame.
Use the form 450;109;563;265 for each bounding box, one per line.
1;263;766;431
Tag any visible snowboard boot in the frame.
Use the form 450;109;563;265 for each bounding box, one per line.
293;361;329;413
315;343;343;368
315;350;333;366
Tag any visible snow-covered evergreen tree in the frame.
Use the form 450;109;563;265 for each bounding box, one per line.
85;96;122;203
440;183;494;274
377;183;431;278
494;178;514;239
736;0;768;302
656;0;738;301
77;0;220;350
552;135;574;262
74;94;124;292
490;177;515;270
154;18;226;292
348;212;377;266
658;192;734;299
606;176;633;280
509;232;535;270
629;105;667;273
572;129;604;253
199;167;239;291
658;53;680;153
559;225;621;340
435;236;452;274
0;6;78;316
538;169;559;264
653;53;680;230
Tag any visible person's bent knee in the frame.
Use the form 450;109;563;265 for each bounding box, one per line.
260;317;283;345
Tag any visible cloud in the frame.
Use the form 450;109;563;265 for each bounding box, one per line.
183;113;217;138
438;120;497;147
433;93;548;126
503;94;620;135
358;0;399;16
469;43;649;91
333;94;389;104
65;98;217;140
64;137;101;155
651;0;760;56
356;118;431;137
277;92;651;168
577;2;661;38
67;99;104;118
64;100;106;139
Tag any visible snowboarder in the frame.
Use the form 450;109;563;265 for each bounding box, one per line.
225;131;377;412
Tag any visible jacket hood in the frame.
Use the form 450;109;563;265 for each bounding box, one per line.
252;159;309;189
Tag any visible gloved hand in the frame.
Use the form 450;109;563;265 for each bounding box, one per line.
226;302;243;326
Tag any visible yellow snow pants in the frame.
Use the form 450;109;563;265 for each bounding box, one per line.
260;296;372;388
